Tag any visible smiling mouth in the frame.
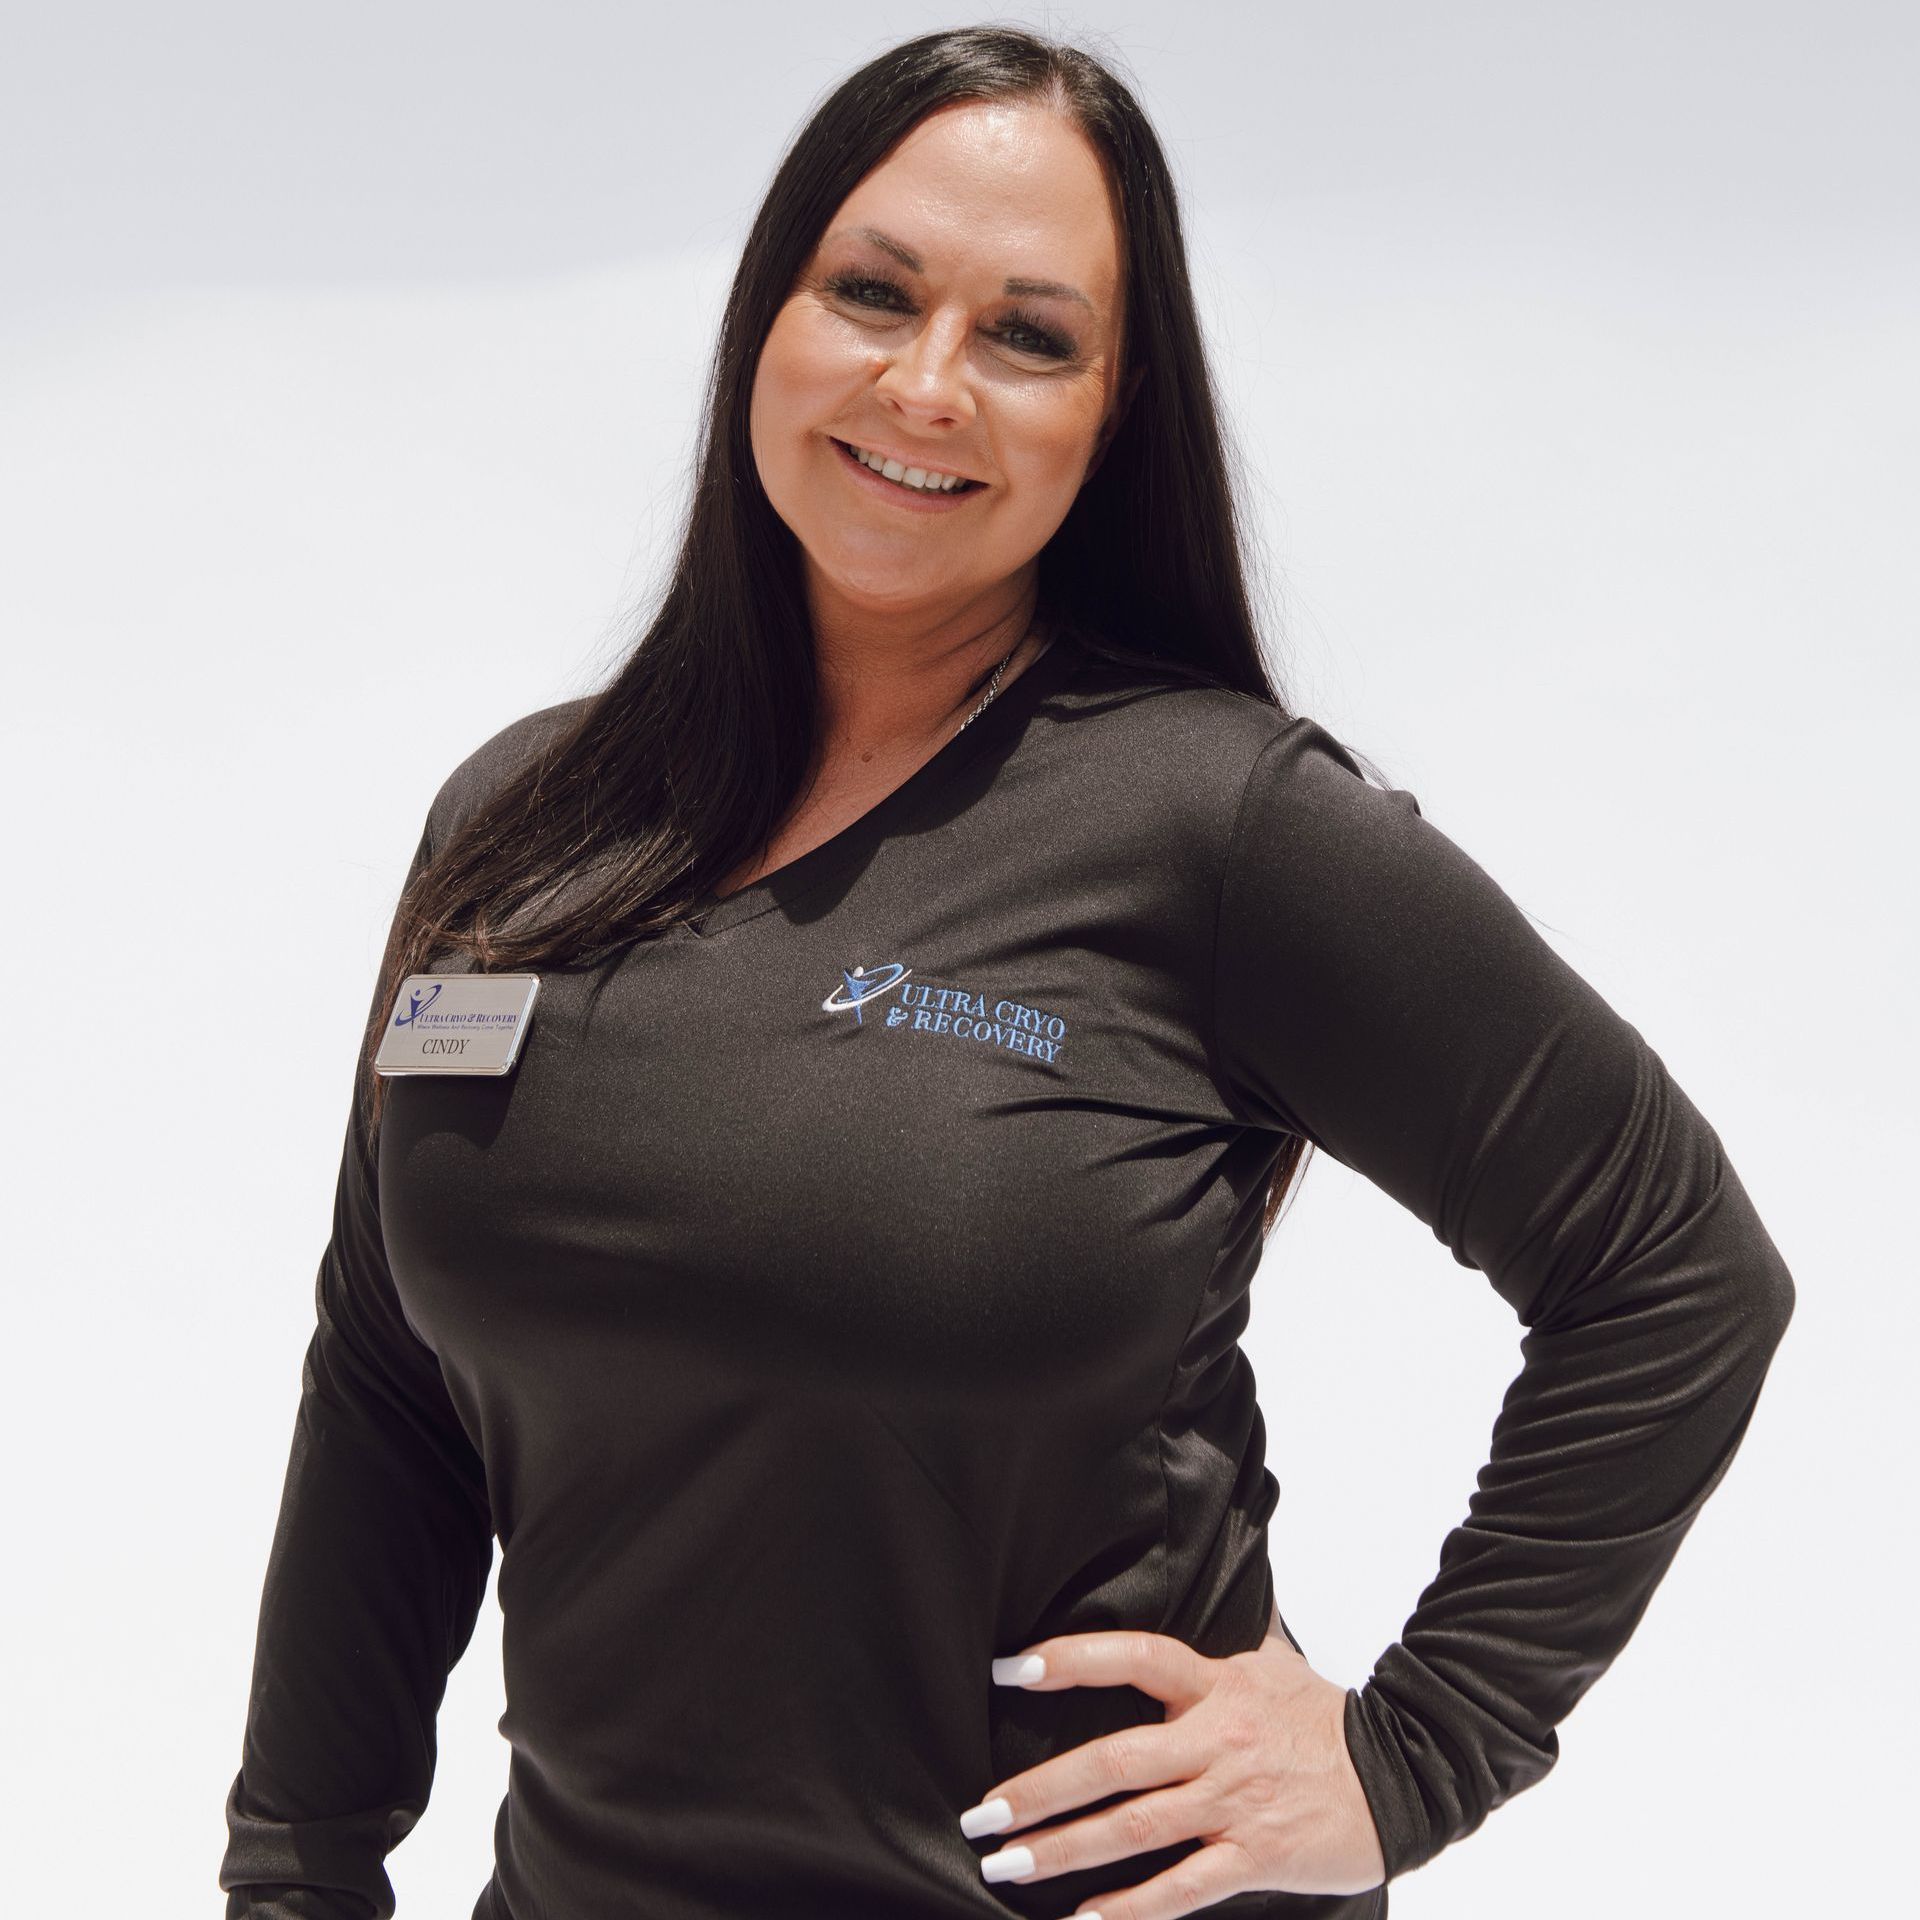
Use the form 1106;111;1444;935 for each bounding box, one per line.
829;437;985;495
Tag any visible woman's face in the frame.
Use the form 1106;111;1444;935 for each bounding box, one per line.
749;98;1129;624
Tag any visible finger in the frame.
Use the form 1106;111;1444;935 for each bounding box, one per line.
976;1777;1217;1892
963;1716;1202;1841
994;1628;1214;1713
1065;1836;1258;1920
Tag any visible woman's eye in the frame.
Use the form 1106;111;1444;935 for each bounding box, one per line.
999;320;1074;361
826;273;909;311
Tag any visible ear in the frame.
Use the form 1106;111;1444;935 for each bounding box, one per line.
1083;362;1145;484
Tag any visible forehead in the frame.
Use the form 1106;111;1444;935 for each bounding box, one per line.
824;99;1122;311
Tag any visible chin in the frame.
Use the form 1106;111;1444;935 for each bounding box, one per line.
809;549;963;608
822;568;953;609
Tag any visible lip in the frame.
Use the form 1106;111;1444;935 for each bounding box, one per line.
827;435;987;513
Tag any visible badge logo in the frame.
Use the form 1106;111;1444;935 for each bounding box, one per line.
392;980;446;1027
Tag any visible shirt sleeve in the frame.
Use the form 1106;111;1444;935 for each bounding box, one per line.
220;815;496;1920
1210;715;1796;1883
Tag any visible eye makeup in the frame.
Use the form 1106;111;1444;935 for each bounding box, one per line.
820;268;1080;364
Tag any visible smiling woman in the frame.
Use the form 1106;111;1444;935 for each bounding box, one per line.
220;23;1794;1920
750;100;1128;600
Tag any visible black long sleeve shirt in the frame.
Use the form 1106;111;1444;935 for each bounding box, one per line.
220;630;1795;1919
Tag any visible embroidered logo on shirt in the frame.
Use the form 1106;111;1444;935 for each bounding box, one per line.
822;960;1068;1064
821;961;913;1024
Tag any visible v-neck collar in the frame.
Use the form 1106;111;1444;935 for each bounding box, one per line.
682;631;1083;939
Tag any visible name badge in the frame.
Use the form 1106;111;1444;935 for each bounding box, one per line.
373;972;541;1077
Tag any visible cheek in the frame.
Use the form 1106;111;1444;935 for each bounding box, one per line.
756;305;869;432
750;316;800;457
752;311;880;511
994;384;1108;496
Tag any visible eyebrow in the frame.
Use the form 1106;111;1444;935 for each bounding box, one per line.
842;225;1095;311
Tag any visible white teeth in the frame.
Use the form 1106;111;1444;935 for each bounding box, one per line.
847;443;970;493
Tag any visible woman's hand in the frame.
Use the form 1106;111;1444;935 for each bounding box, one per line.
958;1625;1387;1916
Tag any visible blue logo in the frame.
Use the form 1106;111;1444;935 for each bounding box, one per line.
393;981;445;1027
821;958;1069;1063
821;960;913;1026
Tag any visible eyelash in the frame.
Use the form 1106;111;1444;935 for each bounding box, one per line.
822;270;1077;363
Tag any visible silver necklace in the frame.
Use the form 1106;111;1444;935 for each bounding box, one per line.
955;622;1046;735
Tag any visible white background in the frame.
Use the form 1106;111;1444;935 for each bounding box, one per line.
2;3;1909;1913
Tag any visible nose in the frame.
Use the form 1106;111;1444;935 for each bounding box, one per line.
871;306;976;430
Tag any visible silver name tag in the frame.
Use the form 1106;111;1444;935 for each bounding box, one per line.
373;972;541;1077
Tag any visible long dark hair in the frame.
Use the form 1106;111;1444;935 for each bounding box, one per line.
367;25;1356;1232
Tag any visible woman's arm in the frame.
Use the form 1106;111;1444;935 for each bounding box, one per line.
1211;716;1795;1883
219;817;496;1920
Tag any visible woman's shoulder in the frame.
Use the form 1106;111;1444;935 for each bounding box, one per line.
426;693;595;850
1051;627;1376;819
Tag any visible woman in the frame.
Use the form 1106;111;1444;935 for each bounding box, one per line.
220;26;1794;1920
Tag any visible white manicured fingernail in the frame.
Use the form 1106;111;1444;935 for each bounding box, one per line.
991;1653;1046;1685
981;1844;1035;1883
959;1795;1014;1837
